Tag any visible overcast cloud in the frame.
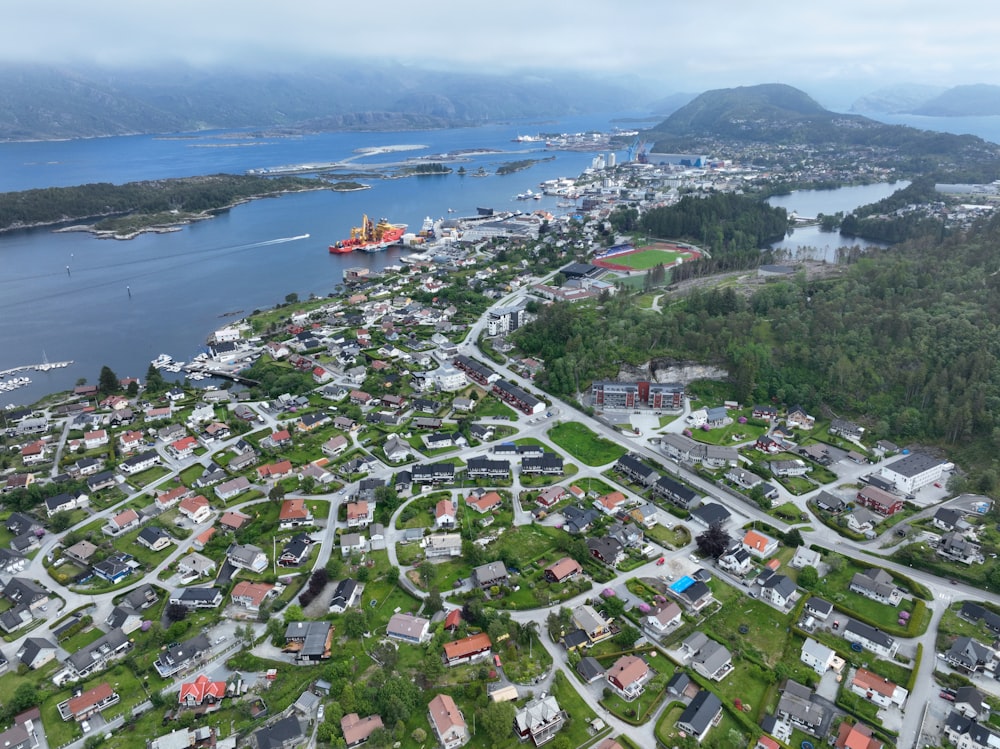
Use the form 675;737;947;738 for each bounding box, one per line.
7;0;1000;96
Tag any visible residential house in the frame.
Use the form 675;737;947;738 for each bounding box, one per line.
435;499;457;529
466;456;509;480
227;543;268;573
938;532;984;564
562;505;599;534
278;534;312;568
251;716;306;749
59;682;120;722
800;638;839;675
616;454;658;486
743;530;779;558
954;686;990;720
770;459;809;478
689;503;731;528
137;526;173;551
428;694;469;749
219;511;251;532
834;721;883;749
944;711;999;749
718;546;752;576
279;499;314;529
685;634;733;681
340;532;368;557
776;680;825;735
842;620;898;658
472;561;509;589
341;713;384;748
849;568;902;605
676;690;722;744
959;602;1000;635
443;633;492;667
587;536;624;567
45;491;88;517
16;637;57;670
178;495;212;524
544;557;582;584
322;435;350;457
790;546;821;569
593;491;628;516
383;435;412;462
569;604;612;648
177;552;216;579
645;602;683;635
62;627;131;681
761;574;797;609
284;621;333;662
851;667;908;709
536;486;566;508
178;674;227;707
104;508;141;536
629;503;661;528
346;501;374;528
934;507;971;533
466;491;503;514
605;655;651;701
328;579;361;614
216;476;251;501
513;694;567;746
386;613;430;644
257;460;294;480
64;540;98;565
946;636;997;674
105;605;143;634
231;581;276;613
520;453;564;476
169;588;224;610
423;534;461;558
412;462;456;484
856;486;905;517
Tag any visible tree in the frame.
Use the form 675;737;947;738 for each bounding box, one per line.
126;380;140;397
285;292;299;305
748;484;770;510
798;565;819;590
480;701;516;744
145;363;166;393
268;484;285;503
425;587;444;615
696;523;732;559
344;608;366;638
784;528;804;547
165;603;189;622
417;560;436;589
48;511;73;532
7;682;38;715
98;365;120;395
613;621;639;649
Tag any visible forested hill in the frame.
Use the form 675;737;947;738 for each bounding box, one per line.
646;83;1000;179
514;212;1000;465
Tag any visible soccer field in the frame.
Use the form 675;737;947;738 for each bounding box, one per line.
610;248;685;269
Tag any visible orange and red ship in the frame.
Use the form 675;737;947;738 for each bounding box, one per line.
329;215;407;253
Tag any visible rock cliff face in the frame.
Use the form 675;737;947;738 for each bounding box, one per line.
618;359;728;384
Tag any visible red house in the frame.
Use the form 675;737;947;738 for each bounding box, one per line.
856;486;904;516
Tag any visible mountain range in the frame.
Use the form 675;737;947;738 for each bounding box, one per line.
646;83;1000;179
0;63;649;141
851;83;1000;116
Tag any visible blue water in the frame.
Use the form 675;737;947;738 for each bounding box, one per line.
0;113;629;405
670;576;695;593
0;111;991;406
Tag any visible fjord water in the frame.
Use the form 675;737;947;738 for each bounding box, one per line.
0;111;992;405
0;114;620;405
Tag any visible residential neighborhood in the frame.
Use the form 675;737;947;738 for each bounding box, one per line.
0;229;992;749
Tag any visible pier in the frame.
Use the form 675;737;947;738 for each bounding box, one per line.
0;360;73;393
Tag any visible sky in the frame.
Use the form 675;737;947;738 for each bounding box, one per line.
7;0;1000;104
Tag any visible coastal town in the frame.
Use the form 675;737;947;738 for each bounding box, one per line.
2;149;1000;749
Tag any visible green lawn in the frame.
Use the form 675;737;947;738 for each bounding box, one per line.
473;398;519;420
611;248;686;270
548;422;627;466
644;523;692;549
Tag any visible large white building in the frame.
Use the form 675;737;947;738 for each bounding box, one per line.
486;304;526;337
879;452;946;494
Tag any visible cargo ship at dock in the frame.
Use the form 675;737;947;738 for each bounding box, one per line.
329;215;407;253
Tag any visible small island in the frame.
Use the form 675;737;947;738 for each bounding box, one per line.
0;173;324;239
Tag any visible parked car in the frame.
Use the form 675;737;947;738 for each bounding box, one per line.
656;557;666;566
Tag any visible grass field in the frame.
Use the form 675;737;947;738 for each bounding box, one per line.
548;422;627;466
608;249;685;270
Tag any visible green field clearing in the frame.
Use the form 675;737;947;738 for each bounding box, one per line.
610;249;685;269
548;422;627;466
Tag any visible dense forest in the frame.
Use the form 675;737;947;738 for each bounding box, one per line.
514;212;1000;468
0;173;319;231
839;177;947;243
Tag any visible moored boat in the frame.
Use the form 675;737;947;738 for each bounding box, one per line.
329;215;407;253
